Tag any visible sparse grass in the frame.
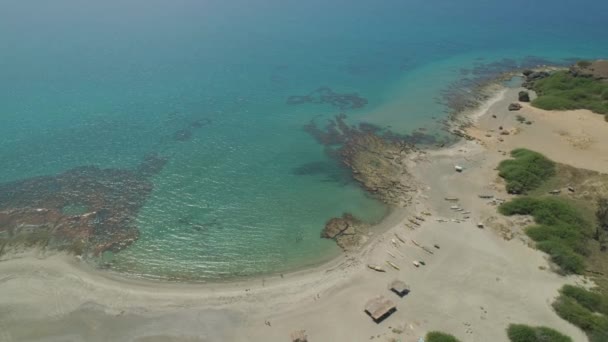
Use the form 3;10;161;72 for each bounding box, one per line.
497;149;556;194
506;324;572;342
426;331;461;342
531;70;608;115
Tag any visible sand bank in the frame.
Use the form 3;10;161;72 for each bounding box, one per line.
1;86;602;342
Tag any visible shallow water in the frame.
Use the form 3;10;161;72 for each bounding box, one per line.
1;0;607;280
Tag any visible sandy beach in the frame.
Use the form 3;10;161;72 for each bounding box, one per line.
2;85;605;342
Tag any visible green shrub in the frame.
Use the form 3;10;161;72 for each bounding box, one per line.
536;240;585;273
499;197;591;274
426;331;461;342
531;70;608;115
498;149;556;194
553;294;608;342
506;324;572;342
499;197;590;229
560;285;608;314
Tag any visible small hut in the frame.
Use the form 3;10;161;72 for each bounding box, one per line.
389;280;410;297
364;296;396;323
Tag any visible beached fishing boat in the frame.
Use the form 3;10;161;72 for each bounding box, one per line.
367;264;386;272
386;261;400;270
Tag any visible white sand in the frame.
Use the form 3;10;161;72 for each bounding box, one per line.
1;87;604;342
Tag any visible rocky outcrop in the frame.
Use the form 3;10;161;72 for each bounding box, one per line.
303;114;419;207
570;60;608;80
522;71;550;89
518;91;530;102
303;114;421;250
508;103;522;111
340;133;417;206
321;213;370;251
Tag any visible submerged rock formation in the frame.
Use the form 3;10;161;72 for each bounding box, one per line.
287;87;368;110
0;153;168;257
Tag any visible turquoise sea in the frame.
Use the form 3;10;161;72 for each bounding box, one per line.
1;0;607;280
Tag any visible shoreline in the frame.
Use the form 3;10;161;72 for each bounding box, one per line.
0;78;600;341
0;205;413;297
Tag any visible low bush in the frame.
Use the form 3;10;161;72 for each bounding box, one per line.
553;291;608;342
498;149;555;194
498;197;589;229
499;197;591;274
426;331;461;342
506;324;572;342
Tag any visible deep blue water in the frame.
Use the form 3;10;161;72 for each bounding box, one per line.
1;0;607;280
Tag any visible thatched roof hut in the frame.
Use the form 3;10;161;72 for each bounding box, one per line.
364;296;396;323
389;280;410;297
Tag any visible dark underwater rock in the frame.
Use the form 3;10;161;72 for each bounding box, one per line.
287;87;368;110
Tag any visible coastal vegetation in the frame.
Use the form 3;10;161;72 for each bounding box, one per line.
425;331;461;342
553;286;608;342
499;197;591;274
497;149;556;194
497;149;608;341
530;70;608;118
506;324;572;342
